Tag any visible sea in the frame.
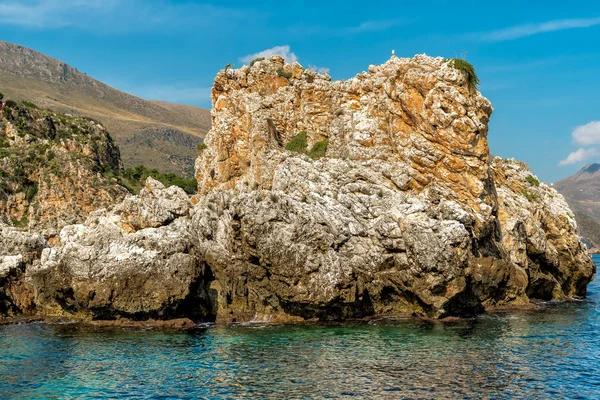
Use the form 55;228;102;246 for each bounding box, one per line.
1;255;599;399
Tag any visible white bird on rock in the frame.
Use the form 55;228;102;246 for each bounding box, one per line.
392;50;395;56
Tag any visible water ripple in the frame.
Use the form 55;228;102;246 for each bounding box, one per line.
2;257;600;399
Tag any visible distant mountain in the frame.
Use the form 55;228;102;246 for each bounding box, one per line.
0;41;210;176
555;163;600;251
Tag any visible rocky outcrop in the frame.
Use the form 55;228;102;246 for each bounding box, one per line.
0;224;47;316
197;55;495;216
1;55;595;323
190;55;594;320
492;158;593;300
0;102;128;239
28;178;212;320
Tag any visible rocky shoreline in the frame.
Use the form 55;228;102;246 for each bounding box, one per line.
1;55;595;324
0;297;578;329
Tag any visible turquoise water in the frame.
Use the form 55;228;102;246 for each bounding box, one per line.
1;258;600;399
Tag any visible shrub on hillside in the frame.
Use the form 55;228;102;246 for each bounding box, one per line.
21;101;38;109
120;165;197;194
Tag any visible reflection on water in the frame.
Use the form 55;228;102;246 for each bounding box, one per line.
2;257;600;399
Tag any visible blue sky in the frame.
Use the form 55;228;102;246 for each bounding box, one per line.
1;0;599;182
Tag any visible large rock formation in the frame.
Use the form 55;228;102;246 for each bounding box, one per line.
190;55;594;319
2;55;595;323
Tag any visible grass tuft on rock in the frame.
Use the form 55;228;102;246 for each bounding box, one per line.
525;175;540;186
197;143;208;154
285;131;308;153
308;140;329;159
522;190;537;202
447;58;480;89
249;57;265;68
277;68;293;79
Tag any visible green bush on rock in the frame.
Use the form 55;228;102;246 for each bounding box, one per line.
285;131;308;153
249;57;265;68
447;58;480;89
522;190;537;202
277;68;293;79
197;143;208;154
526;175;540;186
119;165;198;195
308;140;329;159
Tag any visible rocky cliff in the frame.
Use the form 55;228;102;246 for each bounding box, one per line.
1;55;595;323
0;101;128;239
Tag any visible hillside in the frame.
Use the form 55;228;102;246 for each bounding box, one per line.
555;163;600;251
0;41;210;176
0;99;129;239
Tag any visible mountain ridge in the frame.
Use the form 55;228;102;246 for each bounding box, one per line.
555;162;600;251
0;41;210;176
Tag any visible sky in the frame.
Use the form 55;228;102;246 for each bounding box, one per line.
0;0;599;182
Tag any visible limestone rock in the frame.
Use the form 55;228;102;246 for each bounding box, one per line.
0;224;47;316
492;157;595;300
28;178;210;320
115;177;191;231
188;55;593;320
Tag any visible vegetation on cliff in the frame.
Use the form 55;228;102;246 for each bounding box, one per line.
116;165;198;195
0;99;200;233
284;132;328;159
0;99;127;232
447;58;479;89
285;131;308;153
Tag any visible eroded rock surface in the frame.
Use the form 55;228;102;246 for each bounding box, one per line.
190;55;594;320
28;179;211;320
0;224;47;316
2;55;595;323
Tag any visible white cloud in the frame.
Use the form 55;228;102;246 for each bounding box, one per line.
240;45;298;64
476;17;600;42
346;19;406;34
287;19;408;37
309;65;330;74
558;121;600;166
572;121;600;146
559;147;599;166
0;0;247;32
